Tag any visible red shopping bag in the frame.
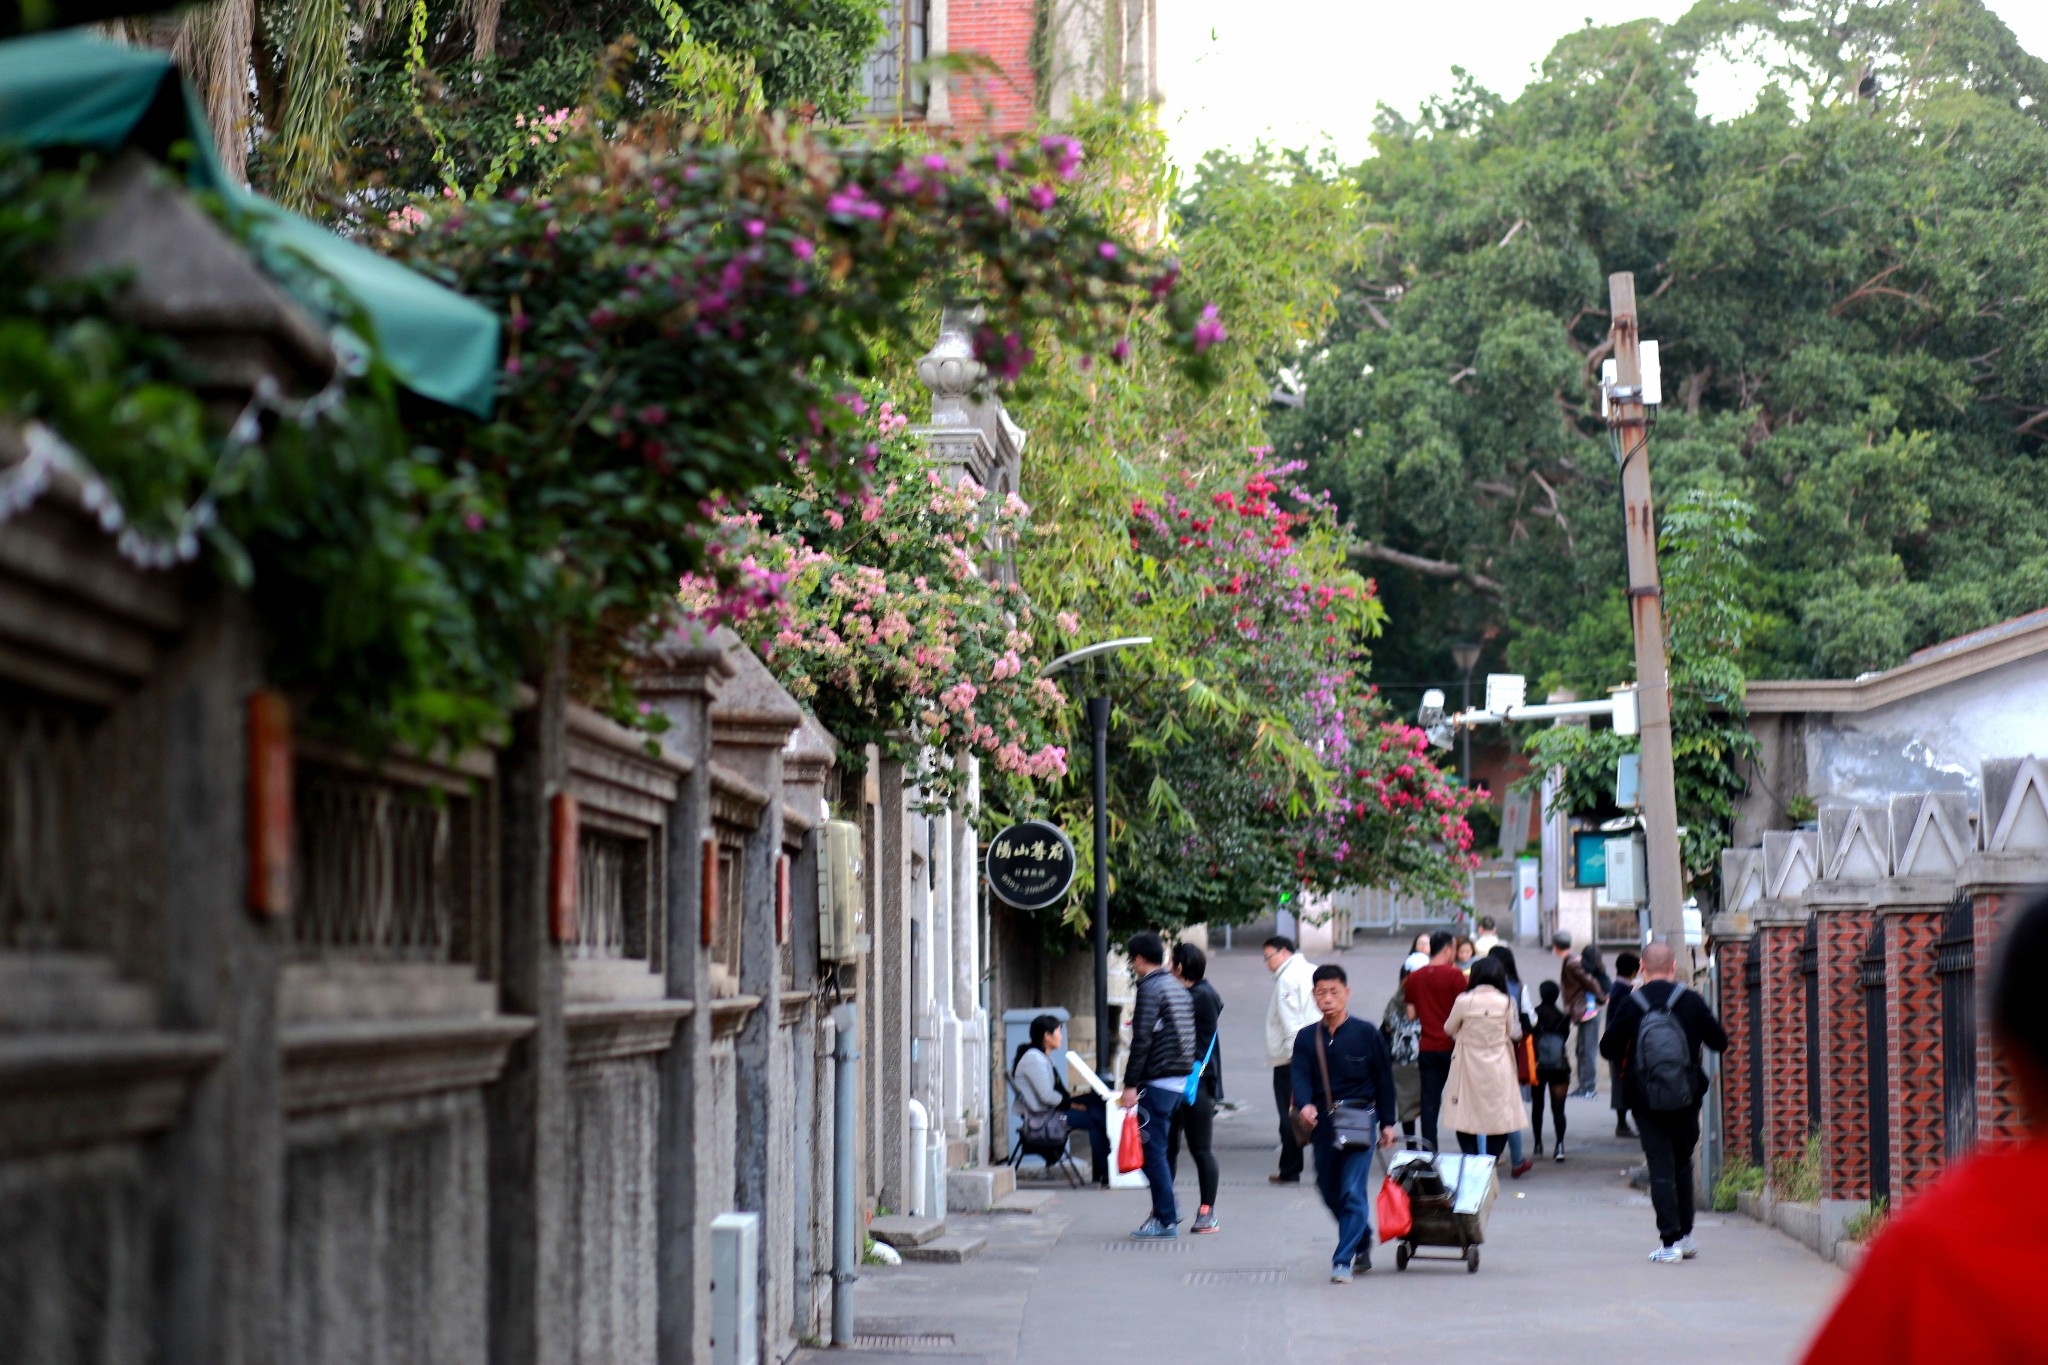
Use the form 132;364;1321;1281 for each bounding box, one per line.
1117;1107;1145;1174
1376;1172;1412;1242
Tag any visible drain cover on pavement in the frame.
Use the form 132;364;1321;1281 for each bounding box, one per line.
1102;1239;1189;1252
852;1334;957;1350
1184;1268;1286;1286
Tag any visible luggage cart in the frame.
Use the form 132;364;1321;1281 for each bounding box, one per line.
1387;1141;1498;1273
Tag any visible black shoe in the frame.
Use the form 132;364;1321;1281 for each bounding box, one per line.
1269;1172;1301;1184
1616;1124;1637;1139
1353;1250;1372;1273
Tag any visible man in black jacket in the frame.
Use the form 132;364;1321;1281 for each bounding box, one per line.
1120;931;1196;1239
1601;942;1728;1263
1291;963;1401;1281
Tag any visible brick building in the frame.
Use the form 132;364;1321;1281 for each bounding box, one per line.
859;0;1160;133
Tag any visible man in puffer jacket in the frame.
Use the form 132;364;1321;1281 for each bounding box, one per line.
1119;931;1197;1238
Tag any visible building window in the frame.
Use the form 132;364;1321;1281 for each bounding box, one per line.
860;0;928;121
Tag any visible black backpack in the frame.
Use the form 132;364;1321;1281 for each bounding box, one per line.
1636;986;1695;1111
1535;1029;1568;1072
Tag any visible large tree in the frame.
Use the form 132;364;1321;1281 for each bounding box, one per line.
1273;0;2048;699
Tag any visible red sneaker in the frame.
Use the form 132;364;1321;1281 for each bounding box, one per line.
1511;1159;1534;1179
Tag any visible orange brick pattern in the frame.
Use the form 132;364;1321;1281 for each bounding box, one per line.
948;0;1040;134
1974;889;2026;1144
1758;921;1812;1170
1884;910;1946;1206
1816;909;1876;1198
1716;938;1758;1163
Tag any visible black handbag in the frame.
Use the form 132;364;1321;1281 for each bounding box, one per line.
1314;1024;1380;1152
1019;1108;1070;1145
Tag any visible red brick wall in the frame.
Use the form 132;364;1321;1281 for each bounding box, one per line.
1757;922;1812;1170
1884;909;1947;1204
947;0;1040;134
1717;938;1757;1164
1974;888;2026;1144
1816;909;1875;1198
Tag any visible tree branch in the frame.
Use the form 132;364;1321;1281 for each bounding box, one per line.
1348;540;1504;597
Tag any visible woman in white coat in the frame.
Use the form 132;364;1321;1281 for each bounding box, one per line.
1441;956;1527;1158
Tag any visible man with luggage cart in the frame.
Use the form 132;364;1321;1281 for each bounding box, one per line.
1290;963;1401;1283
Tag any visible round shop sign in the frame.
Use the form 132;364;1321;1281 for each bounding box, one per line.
985;820;1077;911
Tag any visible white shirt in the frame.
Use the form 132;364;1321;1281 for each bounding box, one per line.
1473;931;1500;957
1265;953;1319;1066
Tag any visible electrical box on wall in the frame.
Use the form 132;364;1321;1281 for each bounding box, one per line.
1601;834;1647;908
817;818;867;962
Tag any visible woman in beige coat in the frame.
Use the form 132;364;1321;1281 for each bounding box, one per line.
1442;957;1526;1158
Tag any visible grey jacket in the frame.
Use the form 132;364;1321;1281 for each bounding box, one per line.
1012;1047;1064;1114
1123;966;1196;1087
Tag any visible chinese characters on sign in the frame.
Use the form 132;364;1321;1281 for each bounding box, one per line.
985;819;1077;911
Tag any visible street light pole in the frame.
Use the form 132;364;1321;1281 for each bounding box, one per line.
1451;641;1481;788
1607;272;1685;948
1086;695;1112;1079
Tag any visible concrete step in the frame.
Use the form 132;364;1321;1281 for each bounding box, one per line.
944;1165;1014;1212
990;1189;1056;1215
944;1137;971;1168
898;1233;985;1264
867;1215;946;1249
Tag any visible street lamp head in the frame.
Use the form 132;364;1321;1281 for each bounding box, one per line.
1419;688;1445;726
1451;641;1482;675
1039;636;1154;679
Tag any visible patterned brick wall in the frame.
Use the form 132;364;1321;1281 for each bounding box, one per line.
1816;908;1875;1198
1758;921;1811;1170
1716;939;1756;1164
1883;909;1947;1205
1973;888;2027;1144
948;0;1040;133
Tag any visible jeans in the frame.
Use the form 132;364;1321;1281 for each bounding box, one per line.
1137;1085;1184;1224
1271;1066;1305;1178
1575;1018;1601;1092
1063;1095;1110;1183
1418;1051;1452;1151
1312;1134;1376;1268
1167;1089;1219;1208
1635;1104;1702;1245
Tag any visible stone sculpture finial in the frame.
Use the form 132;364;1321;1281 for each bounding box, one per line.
914;304;985;429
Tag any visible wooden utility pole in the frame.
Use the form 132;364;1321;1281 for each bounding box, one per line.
1607;272;1687;948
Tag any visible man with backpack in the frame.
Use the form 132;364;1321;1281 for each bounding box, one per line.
1600;941;1727;1263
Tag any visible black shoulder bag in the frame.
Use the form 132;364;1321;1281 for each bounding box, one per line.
1314;1024;1380;1152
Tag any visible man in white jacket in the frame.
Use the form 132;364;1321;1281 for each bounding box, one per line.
1262;935;1319;1182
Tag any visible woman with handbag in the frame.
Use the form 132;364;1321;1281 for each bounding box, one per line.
1441;957;1527;1163
1380;953;1428;1138
1011;1015;1109;1185
1290;963;1400;1283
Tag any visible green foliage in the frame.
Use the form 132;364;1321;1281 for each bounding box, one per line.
1273;0;2048;708
1772;1132;1824;1204
1712;1153;1766;1211
1516;725;1636;820
1842;1196;1889;1243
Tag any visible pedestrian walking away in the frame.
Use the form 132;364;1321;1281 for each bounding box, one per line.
1290;963;1401;1283
1529;980;1573;1159
1600;941;1727;1262
1262;934;1318;1184
1551;931;1607;1097
1404;930;1468;1152
1487;944;1536;1176
1472;915;1500;959
1605;950;1640;1138
1801;886;2048;1363
1167;941;1223;1233
1381;952;1428;1139
1120;932;1197;1238
1010;1015;1110;1185
1443;956;1526;1163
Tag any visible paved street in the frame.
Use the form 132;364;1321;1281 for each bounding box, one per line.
840;937;1841;1364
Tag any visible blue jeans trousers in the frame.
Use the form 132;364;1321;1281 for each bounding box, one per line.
1137;1086;1183;1225
1312;1136;1375;1268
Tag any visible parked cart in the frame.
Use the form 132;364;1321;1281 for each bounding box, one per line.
1387;1142;1498;1273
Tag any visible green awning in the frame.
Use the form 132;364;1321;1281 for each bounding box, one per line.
0;30;499;417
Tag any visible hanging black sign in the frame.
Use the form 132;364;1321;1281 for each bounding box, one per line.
985;820;1076;911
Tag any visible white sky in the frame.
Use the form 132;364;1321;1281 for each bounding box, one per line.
1159;0;2048;167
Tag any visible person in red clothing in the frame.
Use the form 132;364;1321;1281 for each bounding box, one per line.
1403;930;1470;1152
1801;885;2048;1364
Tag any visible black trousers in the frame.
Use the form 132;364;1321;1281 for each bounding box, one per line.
1635;1104;1702;1245
1417;1051;1453;1152
1271;1066;1304;1178
1167;1089;1219;1207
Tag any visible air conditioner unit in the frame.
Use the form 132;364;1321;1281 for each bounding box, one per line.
817;818;866;962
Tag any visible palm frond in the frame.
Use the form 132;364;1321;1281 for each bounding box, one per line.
272;0;350;210
172;0;254;183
